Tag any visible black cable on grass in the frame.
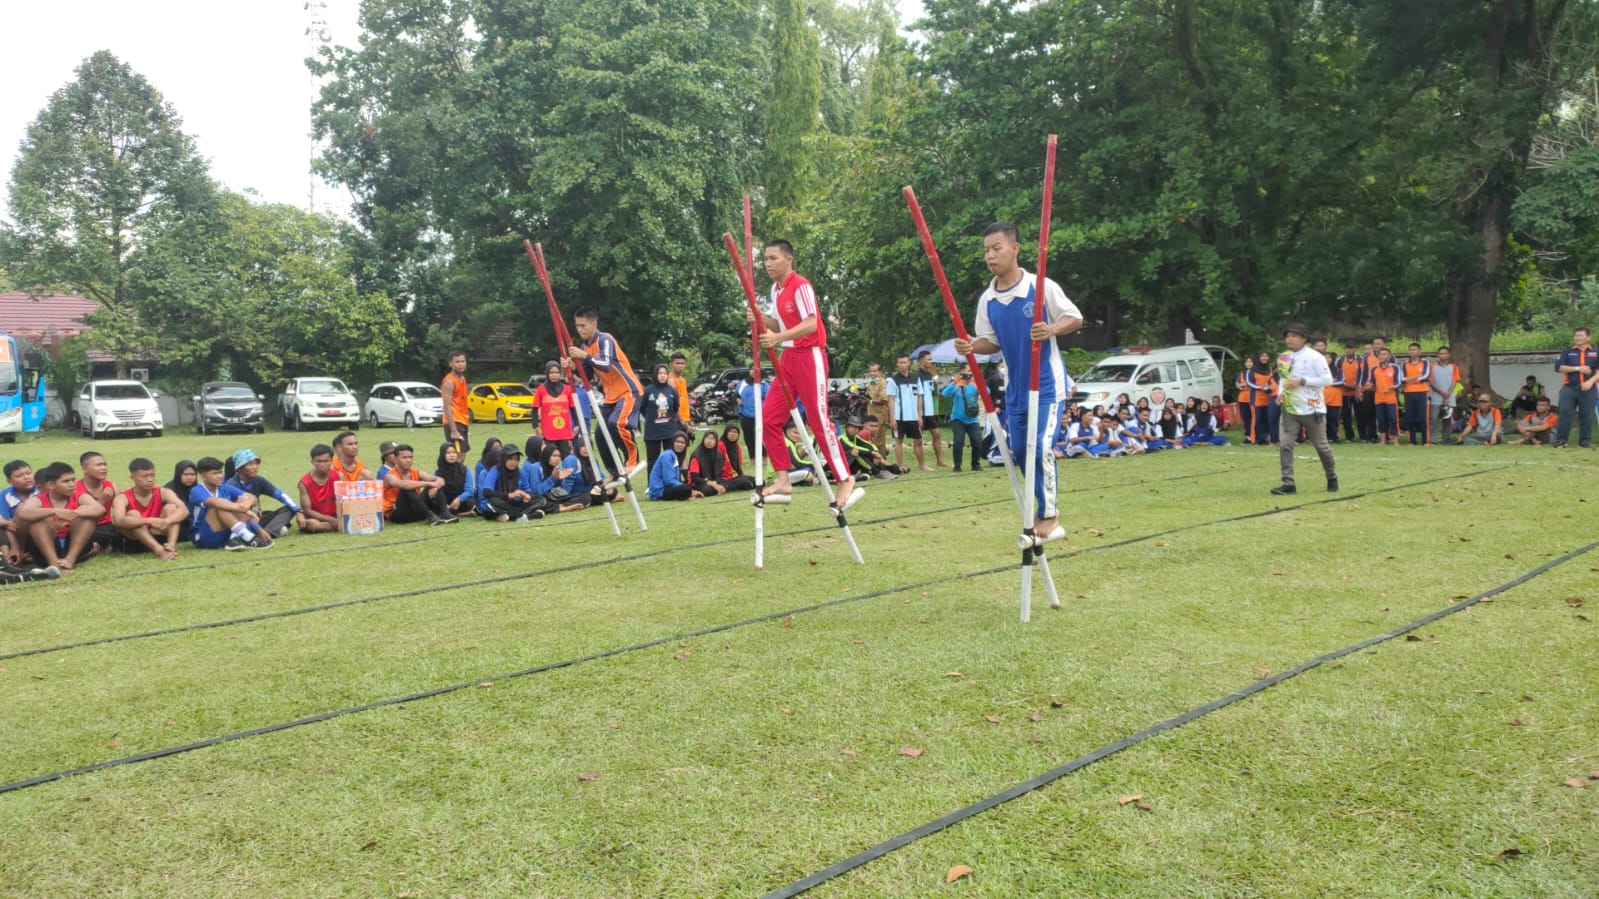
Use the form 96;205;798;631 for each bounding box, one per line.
25;462;1243;588
0;467;1495;796
762;537;1599;899
0;463;1452;663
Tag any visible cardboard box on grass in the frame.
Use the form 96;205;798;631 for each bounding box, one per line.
334;479;384;535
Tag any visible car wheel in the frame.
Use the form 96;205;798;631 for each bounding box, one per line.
351;420;360;431
152;428;163;438
405;412;415;428
496;409;506;424
255;425;265;434
370;411;381;428
289;408;301;431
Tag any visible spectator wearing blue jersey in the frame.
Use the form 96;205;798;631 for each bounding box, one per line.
916;351;947;468
737;369;771;457
477;445;545;521
189;456;268;551
648;432;698;500
888;355;927;471
1;460;37;565
941;362;985;471
225;449;299;539
954;221;1084;544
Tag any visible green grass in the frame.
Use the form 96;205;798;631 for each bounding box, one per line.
1;427;1596;896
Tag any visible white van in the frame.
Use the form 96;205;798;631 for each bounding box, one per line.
1070;345;1235;410
76;380;165;439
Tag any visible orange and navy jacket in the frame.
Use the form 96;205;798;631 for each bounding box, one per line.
1400;358;1432;394
581;332;643;404
1370;362;1400;404
1555;345;1599;388
1248;369;1275;407
1324;364;1344;408
1338;355;1365;399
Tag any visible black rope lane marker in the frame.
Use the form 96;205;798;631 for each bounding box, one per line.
0;467;1490;797
0;465;1249;663
18;461;1243;589
762;537;1599;898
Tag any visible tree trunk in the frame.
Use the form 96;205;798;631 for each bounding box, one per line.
1446;195;1505;398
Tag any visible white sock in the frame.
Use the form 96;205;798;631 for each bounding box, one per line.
230;522;250;539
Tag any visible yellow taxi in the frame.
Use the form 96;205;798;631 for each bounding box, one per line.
467;381;537;423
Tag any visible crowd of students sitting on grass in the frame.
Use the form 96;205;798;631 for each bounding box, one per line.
1053;396;1231;458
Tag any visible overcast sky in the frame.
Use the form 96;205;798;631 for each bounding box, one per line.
2;0;923;225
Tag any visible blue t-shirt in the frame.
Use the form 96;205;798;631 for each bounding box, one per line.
647;450;683;499
0;486;33;521
189;482;247;530
226;473;298;511
973;269;1081;411
738;380;771;418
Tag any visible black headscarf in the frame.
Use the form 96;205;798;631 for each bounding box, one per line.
479;438;503;471
491;446;523;495
436;442;467;497
165;460;196;506
720;425;744;475
523;434;545;465
692;430;724;480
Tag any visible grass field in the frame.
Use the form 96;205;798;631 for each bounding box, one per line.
1;426;1596;897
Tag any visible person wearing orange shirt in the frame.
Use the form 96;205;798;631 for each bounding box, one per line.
1399;342;1432;445
440;350;471;455
1323;351;1345;442
1510;396;1558;446
1336;346;1365;443
1235;359;1255;445
1356;340;1379;442
668;352;693;431
568;307;644;479
1248;351;1276;445
330;431;375;482
1370;348;1400;445
1461;395;1504;444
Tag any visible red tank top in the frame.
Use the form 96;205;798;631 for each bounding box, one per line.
300;473;336;516
37;492;73;539
122;487;163;520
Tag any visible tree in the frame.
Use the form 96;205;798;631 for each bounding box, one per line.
764;0;823;220
1;51;214;375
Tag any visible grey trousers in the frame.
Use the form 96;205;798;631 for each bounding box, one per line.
1429;403;1453;444
1280;412;1337;487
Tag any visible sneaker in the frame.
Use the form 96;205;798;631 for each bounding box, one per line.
1270;484;1297;496
513;513;528;522
428;515;448;526
224;536;250;551
528;508;546;520
1327;477;1339;493
952;466;963;472
444;513;461;524
496;513;510;523
28;566;62;581
248;534;274;549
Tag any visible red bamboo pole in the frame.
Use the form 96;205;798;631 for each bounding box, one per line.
902;186;998;415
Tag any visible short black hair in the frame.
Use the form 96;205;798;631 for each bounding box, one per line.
1408;342;1422;350
983;221;1019;242
334;431;357;448
310;444;334;459
574;307;599;322
863;415;879;424
1577;327;1591;336
395;444;414;455
764;239;794;259
79;451;104;466
3;460;28;478
128;457;155;474
36;462;73;484
196;457;224;474
1437;345;1451;352
447;350;465;362
670;351;686;362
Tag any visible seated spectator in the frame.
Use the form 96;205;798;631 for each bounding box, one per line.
2;460;37;565
841;417;902;479
163;460;198;543
1145;408;1181;451
1181;401;1229;447
1052;407;1075;458
1061;410;1101;458
648;431;698;500
569;438;621;506
1113;408;1146;454
435;443;477;517
474;439;503;495
331;431;376;482
782;421;815;484
17;462;105;571
383;444;458;525
375;440;401;483
1509;378;1541;418
477;445;547;521
188;456;270;551
1510;397;1557;446
110;457;188;560
73;451;120;553
687;429;754;495
530;443;593;513
1461;395;1504;445
225;449;299;539
296;444;341;534
720;425;749;479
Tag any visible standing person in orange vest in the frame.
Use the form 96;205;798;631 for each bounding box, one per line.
1248;351;1276;445
1337;345;1365;443
440;350;471;455
1370;348;1401;445
1235;359;1254;444
1400;342;1433;445
668;352;693;432
1322;351;1345;442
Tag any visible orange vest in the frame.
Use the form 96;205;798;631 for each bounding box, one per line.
1248;370;1274;406
443;372;470;425
1338;357;1364;398
1371;364;1398;404
1401;360;1430;393
332;457;369;482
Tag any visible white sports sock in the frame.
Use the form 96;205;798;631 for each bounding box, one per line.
230;522;250;539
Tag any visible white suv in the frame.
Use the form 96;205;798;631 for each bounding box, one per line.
76;380;164;439
279;377;361;431
364;381;444;428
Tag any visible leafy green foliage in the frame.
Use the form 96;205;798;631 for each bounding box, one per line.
763;0;823;219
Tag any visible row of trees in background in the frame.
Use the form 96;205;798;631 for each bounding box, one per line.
5;3;1599;393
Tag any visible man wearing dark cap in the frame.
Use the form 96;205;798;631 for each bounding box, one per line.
1272;323;1338;496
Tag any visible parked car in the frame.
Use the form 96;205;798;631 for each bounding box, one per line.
279;377;361;431
76;380;164;439
468;382;536;424
365;381;444;428
1069;345;1234;410
192;381;266;435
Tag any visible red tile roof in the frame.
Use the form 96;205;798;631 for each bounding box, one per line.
0;291;97;342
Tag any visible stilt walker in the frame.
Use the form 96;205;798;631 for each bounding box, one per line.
903;184;1062;619
722;232;864;565
524;240;648;534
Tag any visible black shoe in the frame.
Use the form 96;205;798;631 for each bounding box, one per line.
427;514;447;526
1582;442;1592;449
247;534;274;549
529;509;546;520
1327;477;1339;493
1270;484;1297;496
1552;441;1567;448
952;466;962;472
224;536;250;551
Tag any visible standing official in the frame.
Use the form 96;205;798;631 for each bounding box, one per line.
1271;323;1338;495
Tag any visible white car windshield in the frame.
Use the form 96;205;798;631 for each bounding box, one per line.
404;385;442;399
300;379;349;395
1080;364;1136;384
95;384;152;400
